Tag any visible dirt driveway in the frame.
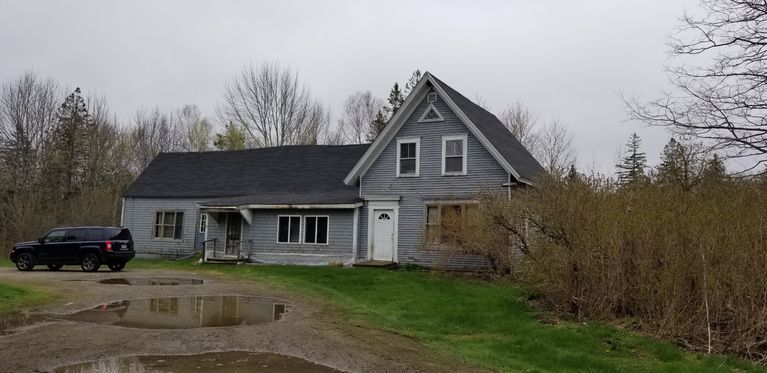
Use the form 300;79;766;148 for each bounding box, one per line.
0;266;475;373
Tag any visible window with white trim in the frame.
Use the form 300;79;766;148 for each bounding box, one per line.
277;216;301;243
199;213;207;234
442;135;468;175
304;216;329;244
154;211;184;239
396;138;420;177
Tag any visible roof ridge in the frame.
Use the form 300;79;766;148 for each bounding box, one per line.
159;143;370;156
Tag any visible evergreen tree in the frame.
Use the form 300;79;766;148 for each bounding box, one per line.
366;110;388;142
616;133;647;186
388;82;404;116
214;123;246;150
48;87;91;199
700;154;727;184
566;164;579;182
655;137;703;190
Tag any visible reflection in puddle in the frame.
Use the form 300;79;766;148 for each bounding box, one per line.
64;296;289;329
99;278;204;286
54;351;341;372
0;313;51;335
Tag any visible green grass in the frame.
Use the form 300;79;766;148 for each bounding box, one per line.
0;282;49;315
130;259;763;372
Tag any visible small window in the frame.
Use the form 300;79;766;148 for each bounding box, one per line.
418;103;444;122
43;229;66;243
199;213;207;234
378;213;391;220
442;135;467;175
304;216;329;244
278;216;301;243
396;138;420;177
154;211;184;239
427;92;438;103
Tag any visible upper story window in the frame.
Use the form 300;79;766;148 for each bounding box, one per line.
418;103;444;123
442;134;468;175
396;137;420;177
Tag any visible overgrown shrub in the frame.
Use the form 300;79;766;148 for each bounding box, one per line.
459;175;767;361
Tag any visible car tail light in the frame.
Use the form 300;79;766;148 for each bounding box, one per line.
105;241;113;252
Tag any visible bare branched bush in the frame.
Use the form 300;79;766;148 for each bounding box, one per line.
454;175;767;361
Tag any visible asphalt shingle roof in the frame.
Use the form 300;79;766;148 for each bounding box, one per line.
123;144;369;204
431;75;545;181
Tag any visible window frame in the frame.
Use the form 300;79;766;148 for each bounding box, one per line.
199;213;207;234
396;137;420;177
441;134;468;176
418;103;444;123
277;215;302;244
422;202;479;247
153;211;184;240
303;215;330;245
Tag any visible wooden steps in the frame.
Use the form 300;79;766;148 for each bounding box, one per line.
353;260;398;269
205;257;240;264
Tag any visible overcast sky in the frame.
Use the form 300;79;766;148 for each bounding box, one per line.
0;0;698;173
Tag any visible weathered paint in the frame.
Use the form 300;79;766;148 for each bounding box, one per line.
121;197;202;257
360;89;509;269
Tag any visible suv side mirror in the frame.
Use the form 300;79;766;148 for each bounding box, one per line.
38;237;44;244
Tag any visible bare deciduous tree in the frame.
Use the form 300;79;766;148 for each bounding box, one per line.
177;104;213;152
0;71;59;192
626;0;767;171
218;63;330;147
129;107;184;173
337;91;382;144
498;101;540;153
536;119;577;177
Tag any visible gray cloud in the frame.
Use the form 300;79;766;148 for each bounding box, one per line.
0;0;697;173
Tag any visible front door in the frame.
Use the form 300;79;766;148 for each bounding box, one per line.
225;213;242;256
372;209;394;261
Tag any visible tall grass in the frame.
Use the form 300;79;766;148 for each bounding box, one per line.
459;176;767;362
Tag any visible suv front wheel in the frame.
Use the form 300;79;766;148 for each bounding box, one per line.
15;253;35;271
81;253;101;272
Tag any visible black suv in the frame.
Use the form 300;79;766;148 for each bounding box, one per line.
9;226;135;272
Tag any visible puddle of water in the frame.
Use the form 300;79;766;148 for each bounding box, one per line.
64;296;289;329
0;313;52;335
53;351;341;372
99;278;204;286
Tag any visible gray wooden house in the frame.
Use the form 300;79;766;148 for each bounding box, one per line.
121;72;543;268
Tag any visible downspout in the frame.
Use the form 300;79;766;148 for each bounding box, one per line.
352;207;359;264
120;197;126;226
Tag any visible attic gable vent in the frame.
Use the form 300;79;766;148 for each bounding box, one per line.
418;103;444;123
427;92;438;102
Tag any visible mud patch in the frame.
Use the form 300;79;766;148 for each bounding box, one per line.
0;313;52;335
64;296;289;329
99;277;204;286
53;351;341;372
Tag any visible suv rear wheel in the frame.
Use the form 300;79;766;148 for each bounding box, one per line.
108;262;125;272
47;264;63;271
81;253;101;272
15;253;34;271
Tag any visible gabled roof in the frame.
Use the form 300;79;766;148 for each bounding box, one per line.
343;72;544;185
124;145;369;204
